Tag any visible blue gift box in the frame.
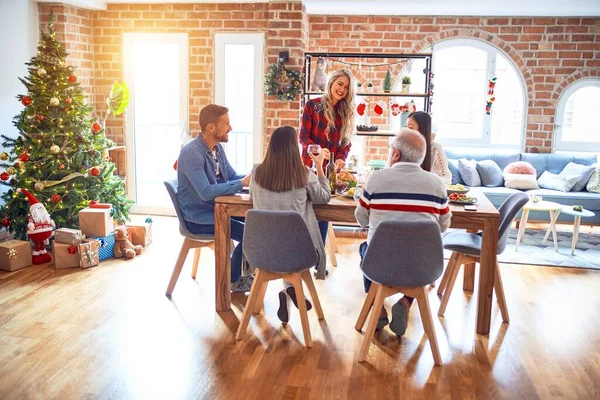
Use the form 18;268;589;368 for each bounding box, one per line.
88;233;115;261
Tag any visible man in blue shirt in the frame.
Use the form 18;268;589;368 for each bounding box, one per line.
177;104;252;291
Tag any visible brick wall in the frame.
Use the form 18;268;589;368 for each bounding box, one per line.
39;4;96;113
309;16;600;154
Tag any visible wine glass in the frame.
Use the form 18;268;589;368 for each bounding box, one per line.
353;187;364;203
307;144;321;169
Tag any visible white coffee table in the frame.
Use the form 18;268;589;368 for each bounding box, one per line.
515;200;563;252
557;206;595;255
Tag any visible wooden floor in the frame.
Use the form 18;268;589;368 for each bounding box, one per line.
1;216;600;399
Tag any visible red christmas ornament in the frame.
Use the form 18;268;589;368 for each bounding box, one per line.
90;167;100;177
51;193;62;203
19;153;30;162
21;96;32;106
68;74;77;83
59;163;65;169
64;107;70;112
91;122;102;133
65;98;72;104
1;217;11;227
374;100;385;116
357;101;366;116
37;115;45;121
0;172;9;181
68;244;78;254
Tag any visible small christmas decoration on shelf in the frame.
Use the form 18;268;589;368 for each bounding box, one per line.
401;76;411;94
356;124;379;132
264;61;303;101
383;70;392;93
311;56;327;91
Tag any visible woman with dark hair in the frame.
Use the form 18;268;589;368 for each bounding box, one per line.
251;126;331;323
406;111;432;172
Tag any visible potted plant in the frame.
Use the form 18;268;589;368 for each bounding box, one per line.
401;76;411;93
367;81;373;93
383;70;392;93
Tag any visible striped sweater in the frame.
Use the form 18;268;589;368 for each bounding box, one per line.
355;162;452;244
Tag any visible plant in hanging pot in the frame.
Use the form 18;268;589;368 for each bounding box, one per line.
401;76;411;93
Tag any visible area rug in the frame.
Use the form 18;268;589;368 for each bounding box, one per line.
443;228;600;270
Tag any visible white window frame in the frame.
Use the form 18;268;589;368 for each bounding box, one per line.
214;32;264;167
432;38;527;150
554;78;600;153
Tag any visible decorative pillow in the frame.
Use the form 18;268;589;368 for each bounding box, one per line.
504;161;536;175
559;162;596;192
587;164;600;193
447;159;464;185
457;158;481;187
503;172;539;190
538;171;579;192
476;160;503;187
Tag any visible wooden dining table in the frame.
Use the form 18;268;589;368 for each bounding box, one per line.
214;193;500;335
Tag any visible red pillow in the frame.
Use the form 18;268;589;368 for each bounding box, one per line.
503;161;536;175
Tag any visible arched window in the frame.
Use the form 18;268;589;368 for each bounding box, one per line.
398;39;526;149
554;79;600;153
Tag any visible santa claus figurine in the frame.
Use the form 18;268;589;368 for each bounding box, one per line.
20;188;56;264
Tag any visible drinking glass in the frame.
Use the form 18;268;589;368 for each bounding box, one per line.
307;144;321;169
353;187;364;203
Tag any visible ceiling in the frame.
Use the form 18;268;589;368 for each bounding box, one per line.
36;0;600;16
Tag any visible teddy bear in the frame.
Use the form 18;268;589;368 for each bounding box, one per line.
113;226;143;259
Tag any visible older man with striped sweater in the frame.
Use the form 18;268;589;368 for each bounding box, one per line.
355;128;451;336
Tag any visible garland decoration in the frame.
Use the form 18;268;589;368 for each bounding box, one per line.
264;61;303;101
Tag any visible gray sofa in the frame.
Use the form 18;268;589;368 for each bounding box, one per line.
445;149;600;225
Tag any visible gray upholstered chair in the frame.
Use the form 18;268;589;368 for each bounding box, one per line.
163;180;215;297
235;210;324;347
355;219;444;365
437;192;530;322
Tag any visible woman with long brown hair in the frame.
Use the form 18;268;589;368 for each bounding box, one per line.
251;126;331;323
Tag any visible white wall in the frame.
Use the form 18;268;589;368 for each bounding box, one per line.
0;0;38;197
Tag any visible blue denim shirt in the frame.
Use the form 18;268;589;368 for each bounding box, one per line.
177;135;245;225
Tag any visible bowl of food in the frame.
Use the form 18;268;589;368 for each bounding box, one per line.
446;183;470;195
337;171;357;188
335;179;349;194
448;193;477;204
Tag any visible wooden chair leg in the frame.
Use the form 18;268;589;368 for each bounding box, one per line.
437;252;459;296
166;239;192;297
252;281;269;315
355;284;377;331
328;224;339;253
289;273;313;347
494;261;510;323
191;247;202;279
326;231;338;267
438;255;464;316
358;284;386;362
301;270;324;320
235;270;266;341
413;287;442;365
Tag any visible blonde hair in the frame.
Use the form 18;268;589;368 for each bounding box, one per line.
322;68;355;146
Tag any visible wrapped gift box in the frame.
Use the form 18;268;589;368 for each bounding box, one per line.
79;208;113;237
88;233;115;261
0;240;33;272
128;221;152;247
79;239;100;269
52;242;80;269
54;228;83;244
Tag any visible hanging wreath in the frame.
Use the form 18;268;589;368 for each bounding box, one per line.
264;62;303;101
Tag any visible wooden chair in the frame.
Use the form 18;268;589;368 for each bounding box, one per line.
355;220;444;365
437;192;530;321
163;180;215;297
325;223;338;267
235;210;324;347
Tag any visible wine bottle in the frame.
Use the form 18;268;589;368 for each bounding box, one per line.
327;158;336;195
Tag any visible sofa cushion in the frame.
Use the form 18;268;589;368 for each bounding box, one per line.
587;164;600;193
504;161;536;175
559;162;596;192
457;159;481;186
503;172;539;190
520;153;597;179
538;171;579;192
447;159;464;185
476;160;504;187
445;149;520;171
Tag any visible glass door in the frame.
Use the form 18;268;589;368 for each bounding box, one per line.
123;33;189;215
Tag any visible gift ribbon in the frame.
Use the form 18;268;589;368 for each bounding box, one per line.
32;172;84;188
8;248;17;259
79;244;99;267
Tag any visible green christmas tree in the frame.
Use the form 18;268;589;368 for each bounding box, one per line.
0;15;131;240
383;70;392;93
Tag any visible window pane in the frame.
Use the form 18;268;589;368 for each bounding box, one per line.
562;85;600;143
432;46;487;140
490;54;524;145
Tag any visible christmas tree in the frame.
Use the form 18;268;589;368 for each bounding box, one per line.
0;15;131;240
383;70;392;93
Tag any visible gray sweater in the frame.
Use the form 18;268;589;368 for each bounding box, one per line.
250;168;331;279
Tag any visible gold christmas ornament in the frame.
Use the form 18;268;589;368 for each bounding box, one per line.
50;97;59;106
0;152;8;160
6;167;15;175
35;182;45;191
50;145;60;154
